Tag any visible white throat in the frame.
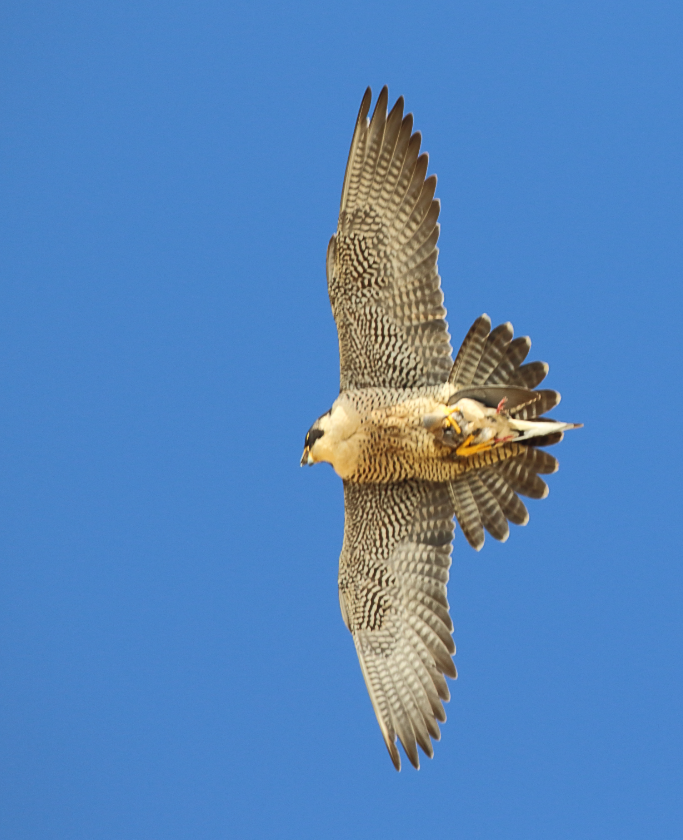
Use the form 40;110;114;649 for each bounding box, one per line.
311;398;363;479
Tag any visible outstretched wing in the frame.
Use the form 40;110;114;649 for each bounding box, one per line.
339;480;456;770
327;87;452;390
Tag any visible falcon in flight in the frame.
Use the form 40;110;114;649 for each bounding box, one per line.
301;88;580;770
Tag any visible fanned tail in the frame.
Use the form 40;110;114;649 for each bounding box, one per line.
447;315;579;549
448;313;558;412
449;447;558;550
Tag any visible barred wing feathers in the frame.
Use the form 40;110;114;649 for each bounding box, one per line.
327;87;453;391
339;480;456;770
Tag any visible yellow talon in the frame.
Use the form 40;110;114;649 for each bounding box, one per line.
443;408;462;435
445;416;461;434
456;435;496;457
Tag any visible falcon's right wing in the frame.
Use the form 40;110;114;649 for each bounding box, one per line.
327;88;453;391
338;480;456;770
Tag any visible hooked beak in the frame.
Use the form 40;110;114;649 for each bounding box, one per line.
300;446;314;467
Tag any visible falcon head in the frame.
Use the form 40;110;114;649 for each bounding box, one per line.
300;414;329;466
300;401;361;477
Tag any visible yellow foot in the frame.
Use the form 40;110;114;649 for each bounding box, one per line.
443;407;462;435
456;435;496;457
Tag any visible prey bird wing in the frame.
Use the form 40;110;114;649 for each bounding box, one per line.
339;480;456;770
327;87;453;390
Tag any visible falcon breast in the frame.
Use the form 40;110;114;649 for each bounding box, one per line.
301;87;580;770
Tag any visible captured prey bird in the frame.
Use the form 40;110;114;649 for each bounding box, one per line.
300;88;581;770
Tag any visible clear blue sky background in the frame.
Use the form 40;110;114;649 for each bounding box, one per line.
1;2;682;838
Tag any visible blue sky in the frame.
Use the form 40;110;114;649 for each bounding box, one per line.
1;1;682;837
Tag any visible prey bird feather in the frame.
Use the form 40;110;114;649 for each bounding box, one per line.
301;88;581;770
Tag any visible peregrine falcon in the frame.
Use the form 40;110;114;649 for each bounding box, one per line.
301;88;580;770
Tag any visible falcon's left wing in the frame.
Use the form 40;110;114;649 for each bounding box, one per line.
338;480;456;770
327;87;453;391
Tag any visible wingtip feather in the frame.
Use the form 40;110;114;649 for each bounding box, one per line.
386;738;401;771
